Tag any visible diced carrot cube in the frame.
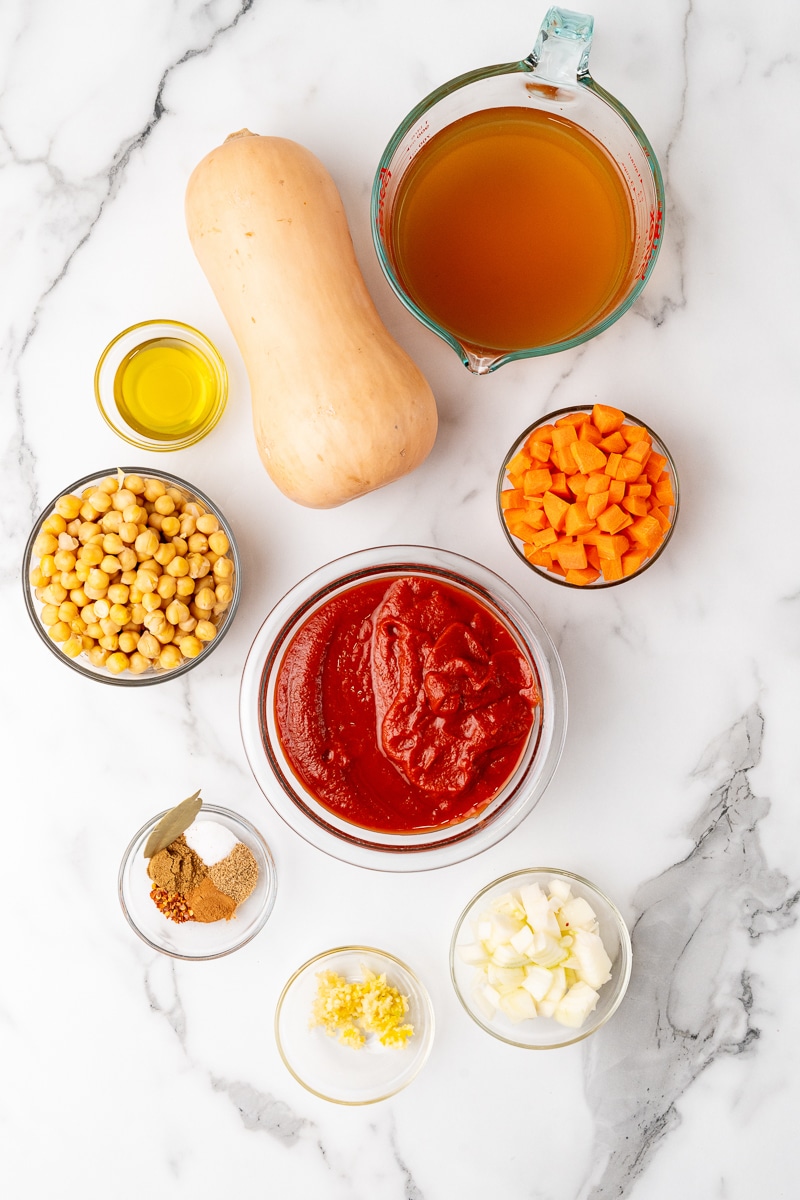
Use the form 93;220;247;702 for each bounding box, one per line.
523;545;554;568
506;449;532;478
553;540;588;571
627;514;661;549
567;473;589;498
500;488;523;510
591;404;625;434
596;504;630;534
565;566;601;586
650;505;672;533
531;526;558;548
622;494;648;517
552;446;577;473
606;452;622;478
528;439;552;463
523;467;553;495
600;556;624;581
555;411;589;428
655;478;675;506
505;508;547;539
608;479;626;504
578;421;602;445
621;424;649;445
598;431;627;453
549;472;570;497
627;482;652;498
587;490;609;520
621;549;647;576
584;472;609;495
624;439;652;465
543;491;570;531
596;533;631;560
571;440;608;474
616;456;643;483
552;425;578;451
527;424;555;446
565;502;595;537
644;451;668;483
585;544;600;570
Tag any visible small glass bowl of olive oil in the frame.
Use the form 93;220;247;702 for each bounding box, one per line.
95;319;228;451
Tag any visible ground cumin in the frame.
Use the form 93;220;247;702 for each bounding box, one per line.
147;835;206;893
209;841;259;905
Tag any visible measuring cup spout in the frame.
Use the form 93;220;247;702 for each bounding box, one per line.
461;346;506;375
525;7;594;83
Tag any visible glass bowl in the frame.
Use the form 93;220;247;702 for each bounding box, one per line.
275;946;435;1104
498;405;679;588
450;867;632;1048
95;319;228;451
118;803;277;960
22;466;241;686
239;545;567;872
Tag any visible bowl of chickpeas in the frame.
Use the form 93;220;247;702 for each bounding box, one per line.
22;467;240;685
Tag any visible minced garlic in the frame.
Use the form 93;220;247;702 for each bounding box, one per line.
310;967;414;1049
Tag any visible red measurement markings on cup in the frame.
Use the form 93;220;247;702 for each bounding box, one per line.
639;205;663;280
377;166;392;237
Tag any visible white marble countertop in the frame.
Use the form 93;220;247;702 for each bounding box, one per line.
3;0;799;1196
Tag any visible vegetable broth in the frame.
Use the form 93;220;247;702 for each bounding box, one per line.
388;107;635;352
113;337;219;441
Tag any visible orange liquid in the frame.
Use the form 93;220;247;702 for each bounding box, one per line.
388;107;635;353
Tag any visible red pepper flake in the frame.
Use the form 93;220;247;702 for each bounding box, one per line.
150;884;196;924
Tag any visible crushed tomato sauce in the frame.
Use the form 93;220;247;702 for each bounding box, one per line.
273;575;538;833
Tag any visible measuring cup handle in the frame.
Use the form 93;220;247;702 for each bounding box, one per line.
525;6;594;83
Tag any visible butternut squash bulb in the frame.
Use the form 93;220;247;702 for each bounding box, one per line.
185;131;438;508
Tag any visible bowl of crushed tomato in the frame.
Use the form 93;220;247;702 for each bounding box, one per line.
239;546;567;871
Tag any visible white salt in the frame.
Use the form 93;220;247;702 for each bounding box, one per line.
185;819;239;866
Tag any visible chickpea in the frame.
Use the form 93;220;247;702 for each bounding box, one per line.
87;567;110;591
128;652;151;674
38;554;57;579
83;585;106;602
29;564;47;588
40;604;59;626
41;582;68;605
128;585;144;604
187;532;208;554
34;532;59;557
178;616;198;633
134;528;160;559
123;503;147;526
129;603;146;624
208;531;230;556
55;494;82;520
88;645;110;666
81;603;97;622
166;556;189;578
135;569;159;594
148;511;164;531
85;622;103;639
62;635;84;658
106;651;130;674
87;489;112;514
160;515;180;538
158;643;183;670
109;603;130;626
156;575;177;601
53;549;76;574
123;474;146;495
70;587;89;608
195;586;216;611
120;570;137;586
153;494;175;516
42;513;67;536
98;476;119;494
213;555;234;581
171;536;188;557
118;631;139;654
58;601;80;622
98;633;119;652
78;543;104;566
137;632;160;659
111;488;136;512
167;487;185;505
143;478;166;502
154;541;177;567
177;635;202;659
187;552;210;579
179;514;197;537
118;547;137;571
60;571;82;590
196;513;219;535
99;617;122;638
100;555;121;576
142;592;161;613
176;577;195;598
118;521;139;543
57;532;79;551
107;583;129;605
195;619;217;642
48;621;71;642
102;532;124;555
165;599;190;626
101;509;124;534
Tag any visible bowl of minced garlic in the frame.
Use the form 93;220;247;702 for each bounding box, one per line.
275;947;435;1104
119;793;277;959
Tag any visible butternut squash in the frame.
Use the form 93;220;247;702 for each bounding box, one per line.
185;131;438;508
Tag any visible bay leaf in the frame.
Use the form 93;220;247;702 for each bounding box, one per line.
143;790;203;858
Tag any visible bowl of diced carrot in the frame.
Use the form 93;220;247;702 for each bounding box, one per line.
497;404;679;588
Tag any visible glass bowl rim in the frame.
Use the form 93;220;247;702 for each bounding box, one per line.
497;404;680;589
22;464;241;686
118;802;277;961
449;865;633;1048
239;544;568;872
94;318;229;451
274;943;436;1104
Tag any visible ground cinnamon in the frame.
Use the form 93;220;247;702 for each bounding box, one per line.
185;876;237;922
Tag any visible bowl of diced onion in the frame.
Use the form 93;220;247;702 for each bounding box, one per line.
449;868;632;1048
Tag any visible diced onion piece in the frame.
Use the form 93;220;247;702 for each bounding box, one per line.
572;928;613;989
499;988;538;1022
554;981;600;1028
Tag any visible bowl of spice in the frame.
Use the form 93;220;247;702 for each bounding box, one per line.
118;793;277;959
275;946;435;1104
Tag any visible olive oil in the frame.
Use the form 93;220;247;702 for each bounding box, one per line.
388;107;635;353
113;337;219;441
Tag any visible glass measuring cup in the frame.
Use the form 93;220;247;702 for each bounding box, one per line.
372;7;664;374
